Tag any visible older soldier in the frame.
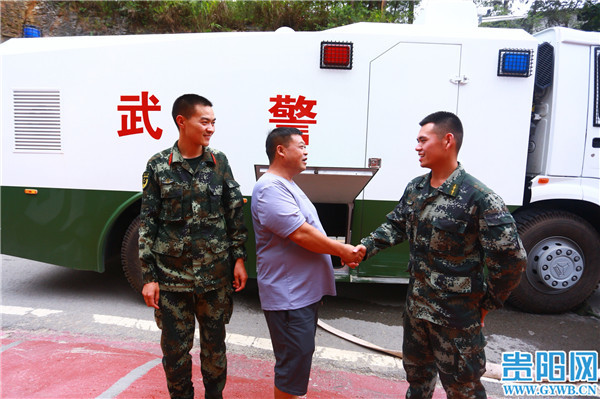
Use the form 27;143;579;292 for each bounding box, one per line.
139;94;248;399
356;111;527;399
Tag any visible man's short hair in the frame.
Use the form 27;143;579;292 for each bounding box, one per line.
265;127;303;164
172;94;213;128
419;111;464;153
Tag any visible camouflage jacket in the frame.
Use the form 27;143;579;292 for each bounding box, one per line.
139;142;247;293
361;164;526;330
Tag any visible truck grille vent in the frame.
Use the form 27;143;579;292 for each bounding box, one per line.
535;42;554;91
13;90;62;153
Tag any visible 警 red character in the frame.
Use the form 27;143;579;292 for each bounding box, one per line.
268;94;317;144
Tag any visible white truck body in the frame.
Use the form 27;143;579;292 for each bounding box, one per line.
1;9;598;313
1;24;535;202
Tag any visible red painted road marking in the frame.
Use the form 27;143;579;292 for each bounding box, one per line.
1;330;449;398
1;337;159;398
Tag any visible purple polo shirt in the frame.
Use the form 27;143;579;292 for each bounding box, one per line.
251;172;336;311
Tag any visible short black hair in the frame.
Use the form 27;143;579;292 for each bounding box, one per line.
419;111;464;153
265;127;303;164
172;94;213;128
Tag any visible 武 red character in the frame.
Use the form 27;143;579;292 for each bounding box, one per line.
118;91;163;140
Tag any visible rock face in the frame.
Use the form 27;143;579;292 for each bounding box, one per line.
1;1;129;42
1;1;34;41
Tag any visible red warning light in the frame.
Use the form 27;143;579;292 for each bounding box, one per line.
320;42;353;69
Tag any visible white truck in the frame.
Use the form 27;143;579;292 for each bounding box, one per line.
1;2;598;314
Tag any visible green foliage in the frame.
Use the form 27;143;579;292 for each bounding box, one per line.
14;0;598;36
226;1;329;31
580;0;600;31
479;0;599;33
43;1;419;35
322;1;416;29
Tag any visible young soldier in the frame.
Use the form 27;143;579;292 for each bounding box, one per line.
357;111;527;398
139;94;248;399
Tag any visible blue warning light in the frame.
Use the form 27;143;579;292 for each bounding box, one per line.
498;49;532;77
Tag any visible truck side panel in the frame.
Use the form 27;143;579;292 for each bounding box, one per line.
1;25;536;279
1;186;138;271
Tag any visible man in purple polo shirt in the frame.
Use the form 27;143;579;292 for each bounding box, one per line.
251;127;364;399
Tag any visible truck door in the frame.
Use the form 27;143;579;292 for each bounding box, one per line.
359;42;462;280
583;46;600;179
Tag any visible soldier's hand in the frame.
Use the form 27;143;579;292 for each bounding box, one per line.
233;258;248;292
142;282;160;309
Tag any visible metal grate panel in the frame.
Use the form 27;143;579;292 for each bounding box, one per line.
535;42;554;91
13;90;62;153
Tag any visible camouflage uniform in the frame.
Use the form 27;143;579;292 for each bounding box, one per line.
361;164;527;399
139;141;247;399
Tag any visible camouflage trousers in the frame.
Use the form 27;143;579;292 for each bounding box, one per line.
402;310;487;399
155;286;233;399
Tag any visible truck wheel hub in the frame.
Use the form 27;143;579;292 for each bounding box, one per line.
528;237;584;293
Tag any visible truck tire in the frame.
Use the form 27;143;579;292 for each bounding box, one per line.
121;216;143;293
508;209;600;314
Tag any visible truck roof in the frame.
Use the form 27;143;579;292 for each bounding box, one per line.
0;30;269;54
1;21;537;55
534;26;600;46
324;21;534;41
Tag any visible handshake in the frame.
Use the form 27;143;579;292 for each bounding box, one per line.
338;244;367;269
